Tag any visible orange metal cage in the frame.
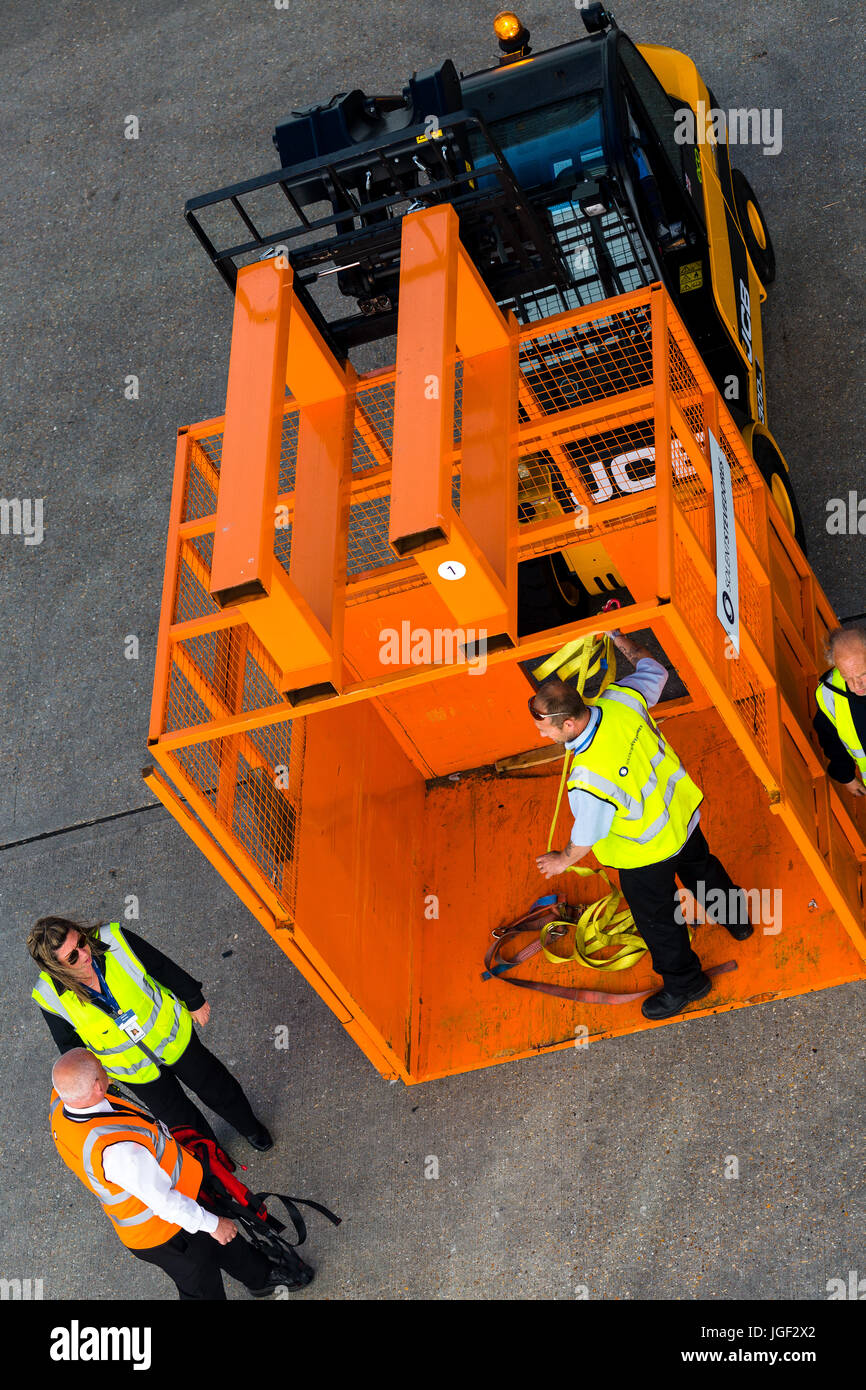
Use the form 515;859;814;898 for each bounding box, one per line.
146;209;866;1082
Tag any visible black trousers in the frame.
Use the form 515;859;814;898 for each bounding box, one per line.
124;1028;259;1144
131;1226;274;1300
617;824;740;994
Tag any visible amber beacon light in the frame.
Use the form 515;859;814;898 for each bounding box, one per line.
494;11;530;56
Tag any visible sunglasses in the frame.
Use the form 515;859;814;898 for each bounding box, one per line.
60;932;90;966
528;696;570;721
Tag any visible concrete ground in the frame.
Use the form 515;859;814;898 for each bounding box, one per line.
0;0;863;1304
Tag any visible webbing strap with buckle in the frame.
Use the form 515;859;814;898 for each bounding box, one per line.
532;631;616;693
482;896;737;1004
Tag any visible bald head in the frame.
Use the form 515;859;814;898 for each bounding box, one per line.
533;677;587;722
828;628;866;696
53;1049;107;1106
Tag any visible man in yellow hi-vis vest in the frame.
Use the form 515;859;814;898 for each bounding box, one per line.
29;917;272;1151
813;627;866;799
531;630;752;1020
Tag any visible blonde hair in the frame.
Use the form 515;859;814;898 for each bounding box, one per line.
27;917;106;1003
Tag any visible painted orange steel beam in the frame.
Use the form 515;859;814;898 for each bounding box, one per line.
188;417;227;441
207;258;355;700
390;204;458;552
518;492;647;548
389;204;512;634
154;600;666;754
456;330;519;638
168;610;243;642
455;245;518;633
518;285;652;342
214;626;248;829
518;387;655;451
285;388;354;699
650;286;674;601
179;515;221;542
273;269;354;697
455;238;514;357
209;260;292;607
149;428;192;743
237;562;333;698
286;288;350;406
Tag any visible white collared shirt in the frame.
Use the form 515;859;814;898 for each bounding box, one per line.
65;1098;218;1234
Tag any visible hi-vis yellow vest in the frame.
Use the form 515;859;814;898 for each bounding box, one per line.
32;923;192;1084
815;669;866;777
567;683;703;869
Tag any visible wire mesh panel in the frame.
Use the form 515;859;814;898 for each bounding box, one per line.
346;493;396;578
672;534;718;663
672;530;772;770
165;717;304;915
174;541;219;626
165;659;213;738
520;302;653;411
355;377;396;456
184;438;219;522
278;410;300;495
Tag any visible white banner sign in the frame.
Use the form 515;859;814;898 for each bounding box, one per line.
708;428;739;655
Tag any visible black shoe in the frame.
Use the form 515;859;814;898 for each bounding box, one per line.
243;1122;273;1152
247;1259;314;1297
715;888;754;941
641;972;713;1020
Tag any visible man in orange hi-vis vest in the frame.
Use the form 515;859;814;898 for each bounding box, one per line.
50;1048;308;1300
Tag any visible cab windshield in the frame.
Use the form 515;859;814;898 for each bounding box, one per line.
468;91;607;191
468;90;653;320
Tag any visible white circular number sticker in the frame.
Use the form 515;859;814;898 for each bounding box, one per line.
437;560;466;581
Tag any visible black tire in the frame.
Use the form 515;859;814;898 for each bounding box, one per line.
516;552;589;637
732;169;776;287
750;433;807;553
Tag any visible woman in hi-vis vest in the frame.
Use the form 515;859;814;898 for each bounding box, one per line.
28;916;273;1152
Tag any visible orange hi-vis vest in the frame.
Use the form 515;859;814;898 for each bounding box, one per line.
50;1089;203;1250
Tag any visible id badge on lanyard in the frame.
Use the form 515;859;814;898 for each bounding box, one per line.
114;1008;146;1044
